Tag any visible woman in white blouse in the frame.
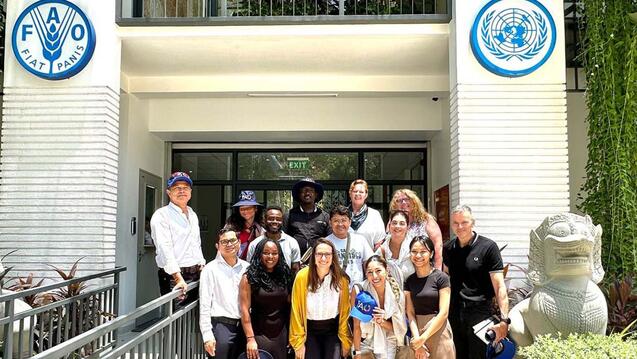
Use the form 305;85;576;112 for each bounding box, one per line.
289;238;352;359
380;210;414;284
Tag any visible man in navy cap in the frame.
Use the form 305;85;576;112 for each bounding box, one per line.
283;177;331;255
151;171;206;299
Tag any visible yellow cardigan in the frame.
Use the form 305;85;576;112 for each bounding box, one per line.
289;267;352;352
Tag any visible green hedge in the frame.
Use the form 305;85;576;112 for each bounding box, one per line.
579;1;637;276
518;333;637;359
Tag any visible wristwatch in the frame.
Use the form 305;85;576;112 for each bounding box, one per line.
500;316;511;325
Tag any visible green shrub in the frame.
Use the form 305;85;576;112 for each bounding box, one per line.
579;0;637;277
518;333;637;359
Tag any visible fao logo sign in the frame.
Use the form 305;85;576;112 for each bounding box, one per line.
12;0;96;80
470;0;556;77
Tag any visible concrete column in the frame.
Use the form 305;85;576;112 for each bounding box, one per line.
449;0;569;277
1;0;121;280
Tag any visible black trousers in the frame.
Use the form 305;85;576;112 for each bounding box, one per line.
449;300;492;359
157;267;200;305
305;318;341;359
208;319;246;359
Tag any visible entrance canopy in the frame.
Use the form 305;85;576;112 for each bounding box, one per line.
119;23;450;95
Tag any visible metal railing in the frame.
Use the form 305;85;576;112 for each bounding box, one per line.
0;267;125;359
118;0;451;23
30;281;204;359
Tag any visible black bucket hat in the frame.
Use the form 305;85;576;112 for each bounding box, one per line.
292;177;324;203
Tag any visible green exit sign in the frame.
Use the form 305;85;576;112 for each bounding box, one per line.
287;157;310;170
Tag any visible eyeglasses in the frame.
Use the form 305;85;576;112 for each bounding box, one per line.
170;186;191;192
314;252;333;258
410;250;430;257
396;197;411;204
219;238;238;246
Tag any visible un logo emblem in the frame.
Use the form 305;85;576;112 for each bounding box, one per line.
12;0;96;80
470;0;556;77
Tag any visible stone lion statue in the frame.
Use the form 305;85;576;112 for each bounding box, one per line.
509;213;607;347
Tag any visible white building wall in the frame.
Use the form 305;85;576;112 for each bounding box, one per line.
145;96;443;142
1;0;121;279
1;87;119;278
115;92;165;315
431;96;451;194
450;1;570;279
567;92;588;213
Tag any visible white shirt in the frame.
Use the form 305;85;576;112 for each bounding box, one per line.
246;232;301;268
198;254;249;343
306;273;340;320
349;207;386;250
381;236;414;285
326;232;374;287
150;202;205;275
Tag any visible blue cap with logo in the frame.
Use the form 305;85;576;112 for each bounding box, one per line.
233;190;262;207
486;337;516;359
167;171;193;188
350;289;377;323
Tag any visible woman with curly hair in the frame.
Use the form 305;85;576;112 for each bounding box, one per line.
289;238;352;359
239;238;293;359
389;189;443;269
225;190;265;260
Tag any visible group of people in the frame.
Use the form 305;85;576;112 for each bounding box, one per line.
151;172;511;359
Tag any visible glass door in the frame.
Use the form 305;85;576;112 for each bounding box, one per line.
172;148;427;248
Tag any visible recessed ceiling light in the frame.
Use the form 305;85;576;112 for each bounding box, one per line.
247;93;339;98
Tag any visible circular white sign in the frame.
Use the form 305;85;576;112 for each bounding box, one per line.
470;0;557;77
12;0;96;80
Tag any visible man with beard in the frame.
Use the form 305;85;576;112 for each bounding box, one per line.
283;177;331;255
246;205;301;273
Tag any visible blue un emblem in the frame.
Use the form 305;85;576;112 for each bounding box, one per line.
470;0;556;77
12;0;96;80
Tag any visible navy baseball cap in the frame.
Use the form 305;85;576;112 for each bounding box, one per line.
167;171;193;188
350;290;377;323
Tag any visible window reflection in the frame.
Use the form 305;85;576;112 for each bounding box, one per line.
364;152;423;180
172;153;232;181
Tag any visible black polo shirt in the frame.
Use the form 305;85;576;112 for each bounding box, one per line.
283;206;331;254
443;232;503;303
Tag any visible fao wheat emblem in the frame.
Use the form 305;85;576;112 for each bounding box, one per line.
12;0;96;80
